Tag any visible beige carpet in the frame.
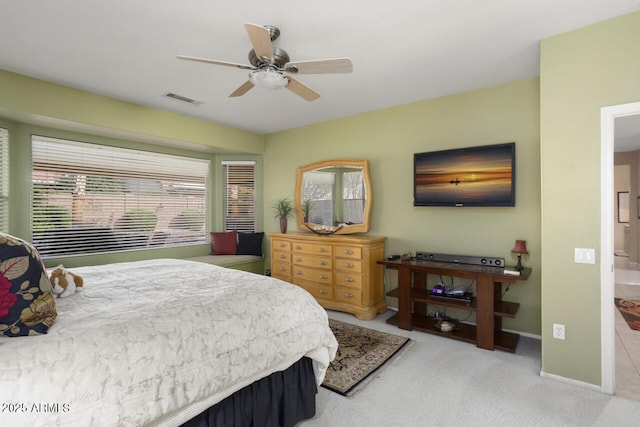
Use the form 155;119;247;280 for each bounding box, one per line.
299;310;640;426
322;318;411;396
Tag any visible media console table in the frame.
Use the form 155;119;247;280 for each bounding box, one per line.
378;259;531;352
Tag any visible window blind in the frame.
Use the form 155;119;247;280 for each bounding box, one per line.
31;136;210;257
0;128;8;233
222;161;256;232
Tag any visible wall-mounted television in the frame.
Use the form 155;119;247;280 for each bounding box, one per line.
414;142;515;207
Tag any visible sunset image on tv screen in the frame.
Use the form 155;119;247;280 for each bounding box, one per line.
414;143;515;206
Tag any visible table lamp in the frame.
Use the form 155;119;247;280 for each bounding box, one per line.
511;240;528;271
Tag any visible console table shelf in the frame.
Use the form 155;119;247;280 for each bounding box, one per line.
387;288;520;318
385;313;520;353
379;259;530;352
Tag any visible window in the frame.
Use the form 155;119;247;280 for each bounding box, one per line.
302;170;335;226
0;128;8;232
342;170;366;224
223;161;256;232
31;136;210;257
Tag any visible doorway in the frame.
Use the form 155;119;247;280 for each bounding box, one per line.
601;101;640;395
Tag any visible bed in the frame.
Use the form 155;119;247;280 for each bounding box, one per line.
0;257;338;427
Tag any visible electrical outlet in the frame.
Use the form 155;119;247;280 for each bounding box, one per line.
553;323;565;340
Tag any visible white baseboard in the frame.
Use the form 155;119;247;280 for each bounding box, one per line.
539;370;604;393
502;328;541;340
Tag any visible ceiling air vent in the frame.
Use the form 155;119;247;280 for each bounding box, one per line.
164;92;201;105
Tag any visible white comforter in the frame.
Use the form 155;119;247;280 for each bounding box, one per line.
0;259;338;427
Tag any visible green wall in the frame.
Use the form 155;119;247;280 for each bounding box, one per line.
540;11;640;386
0;71;264;268
0;69;264;154
264;78;542;335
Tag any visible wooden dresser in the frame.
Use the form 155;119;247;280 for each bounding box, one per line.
269;232;387;320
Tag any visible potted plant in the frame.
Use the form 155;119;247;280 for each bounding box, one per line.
272;197;295;234
302;199;312;223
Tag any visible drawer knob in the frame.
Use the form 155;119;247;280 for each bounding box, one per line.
279;243;286;248
295;258;302;262
279;254;286;259
320;248;327;252
319;261;327;265
295;245;302;250
279;267;286;271
319;274;328;279
344;293;353;298
319;289;328;295
345;263;353;268
344;250;353;254
296;271;303;275
345;277;353;282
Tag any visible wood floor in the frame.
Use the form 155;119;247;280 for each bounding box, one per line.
614;256;640;400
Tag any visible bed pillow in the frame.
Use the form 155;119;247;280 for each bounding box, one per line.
210;230;238;255
0;232;57;337
237;232;264;256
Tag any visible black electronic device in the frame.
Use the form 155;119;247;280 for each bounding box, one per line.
415;251;504;267
430;291;473;303
430;284;473;302
445;287;467;296
387;254;401;260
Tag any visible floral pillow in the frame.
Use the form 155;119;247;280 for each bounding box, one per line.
0;232;57;337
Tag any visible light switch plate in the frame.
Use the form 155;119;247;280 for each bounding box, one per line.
575;248;596;264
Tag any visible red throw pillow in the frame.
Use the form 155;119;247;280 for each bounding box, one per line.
210;231;237;255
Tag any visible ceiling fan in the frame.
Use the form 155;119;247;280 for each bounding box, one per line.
177;23;353;101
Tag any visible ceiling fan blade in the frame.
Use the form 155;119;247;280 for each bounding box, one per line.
177;55;255;70
285;77;321;102
284;58;353;74
243;23;273;61
229;80;255;97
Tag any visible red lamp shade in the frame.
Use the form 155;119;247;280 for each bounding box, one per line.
512;240;528;255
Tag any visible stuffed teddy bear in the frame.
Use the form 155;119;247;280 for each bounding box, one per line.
49;265;84;298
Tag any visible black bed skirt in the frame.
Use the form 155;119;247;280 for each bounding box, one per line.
181;357;317;427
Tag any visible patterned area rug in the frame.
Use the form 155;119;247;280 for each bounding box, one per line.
322;319;411;396
615;298;640;331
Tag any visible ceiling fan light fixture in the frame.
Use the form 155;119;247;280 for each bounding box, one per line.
249;69;288;90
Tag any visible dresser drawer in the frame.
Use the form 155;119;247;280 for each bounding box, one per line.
272;239;291;252
295;280;333;300
334;245;362;260
292;265;332;284
335;286;362;305
334;271;363;289
334;258;362;273
272;250;291;263
292;253;332;269
292;241;333;256
268;232;388;321
271;261;291;279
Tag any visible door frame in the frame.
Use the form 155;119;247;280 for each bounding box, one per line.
601;101;640;394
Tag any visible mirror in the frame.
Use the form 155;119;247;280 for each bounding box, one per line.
295;159;372;234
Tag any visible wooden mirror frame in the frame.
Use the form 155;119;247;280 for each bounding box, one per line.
295;159;372;234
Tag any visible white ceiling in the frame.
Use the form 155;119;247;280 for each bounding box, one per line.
616;115;640;152
1;1;639;136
